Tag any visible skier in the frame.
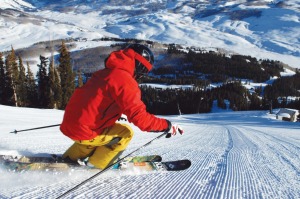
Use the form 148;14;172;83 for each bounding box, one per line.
60;44;183;169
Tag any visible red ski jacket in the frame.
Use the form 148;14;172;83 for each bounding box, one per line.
60;48;169;140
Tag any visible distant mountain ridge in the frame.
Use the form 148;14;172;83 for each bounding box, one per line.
0;0;300;68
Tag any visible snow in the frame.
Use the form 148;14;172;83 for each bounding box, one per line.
0;0;300;69
0;105;299;198
0;0;34;9
0;1;300;196
140;83;194;90
280;68;296;77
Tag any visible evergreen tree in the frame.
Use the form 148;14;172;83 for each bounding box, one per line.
54;66;62;108
58;41;75;109
26;62;38;107
249;93;262;110
9;47;19;106
4;48;18;106
48;57;62;109
0;52;5;104
77;69;84;88
17;56;27;106
37;55;49;107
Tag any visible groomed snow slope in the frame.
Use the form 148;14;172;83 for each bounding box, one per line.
0;105;299;198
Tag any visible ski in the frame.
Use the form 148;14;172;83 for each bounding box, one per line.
0;154;191;172
117;159;191;172
0;154;162;172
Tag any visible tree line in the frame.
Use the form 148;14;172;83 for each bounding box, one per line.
1;40;299;115
185;49;283;83
140;79;300;116
139;43;300;115
140;85;212;115
0;41;75;109
264;73;300;110
140;81;259;115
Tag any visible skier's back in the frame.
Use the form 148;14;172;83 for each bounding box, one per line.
60;44;183;169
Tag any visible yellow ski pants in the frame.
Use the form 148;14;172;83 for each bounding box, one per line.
62;123;134;169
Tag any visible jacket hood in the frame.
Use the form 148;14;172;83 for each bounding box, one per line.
105;48;136;76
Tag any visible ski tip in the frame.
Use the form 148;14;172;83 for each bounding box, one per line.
163;159;191;171
181;159;192;168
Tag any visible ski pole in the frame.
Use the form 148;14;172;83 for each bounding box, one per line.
56;131;168;199
10;124;60;134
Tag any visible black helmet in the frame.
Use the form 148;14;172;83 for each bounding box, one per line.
126;44;154;76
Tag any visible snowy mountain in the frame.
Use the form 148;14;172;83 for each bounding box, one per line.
1;2;299;198
0;105;300;198
0;0;300;69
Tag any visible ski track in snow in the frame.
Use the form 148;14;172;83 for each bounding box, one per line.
0;106;299;198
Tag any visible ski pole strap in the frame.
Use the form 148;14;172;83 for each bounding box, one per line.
56;131;167;198
10;124;61;134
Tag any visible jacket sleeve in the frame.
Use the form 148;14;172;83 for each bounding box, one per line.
108;72;169;132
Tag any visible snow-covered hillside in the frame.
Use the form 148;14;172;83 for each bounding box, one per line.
0;105;299;198
0;0;299;69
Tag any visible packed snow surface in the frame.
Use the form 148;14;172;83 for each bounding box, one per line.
0;105;299;198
